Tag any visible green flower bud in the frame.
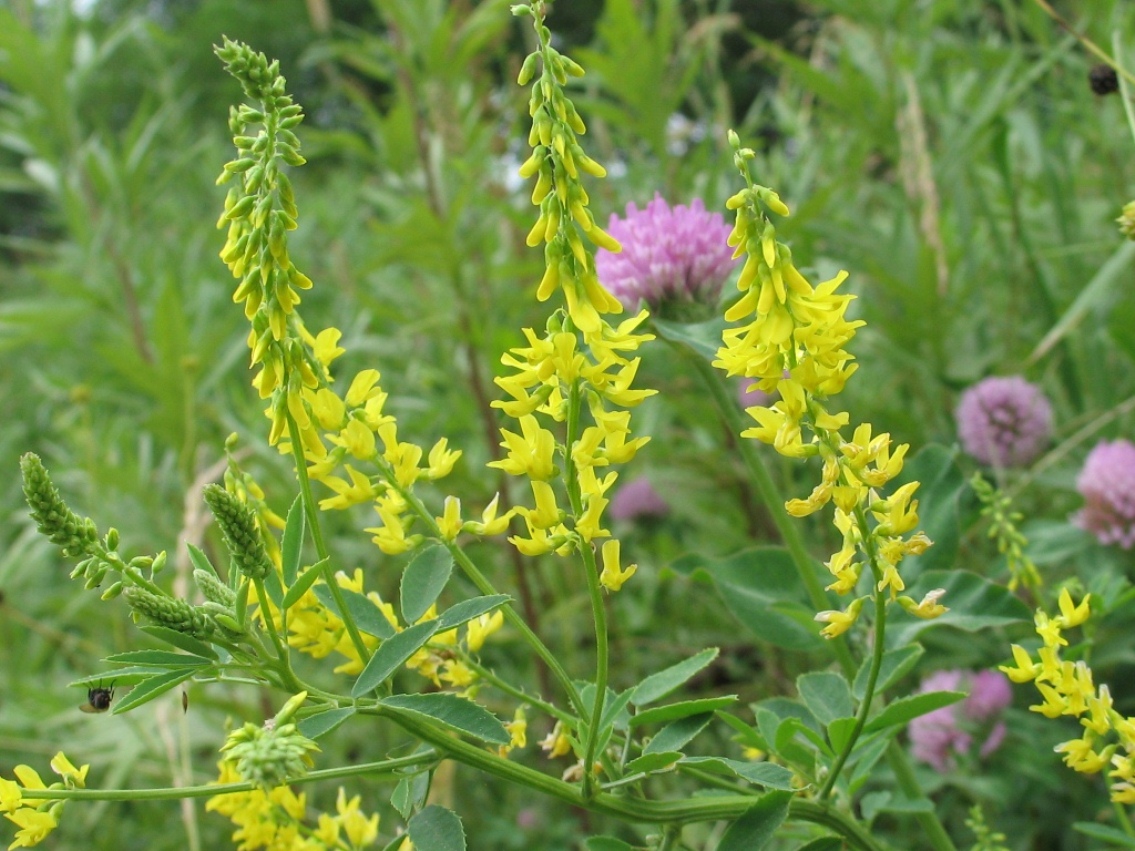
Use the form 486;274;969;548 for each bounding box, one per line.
195;569;237;607
20;453;100;558
124;587;214;640
203;484;273;581
220;718;319;791
101;581;124;601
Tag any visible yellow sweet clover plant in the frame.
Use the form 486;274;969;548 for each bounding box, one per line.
9;6;993;851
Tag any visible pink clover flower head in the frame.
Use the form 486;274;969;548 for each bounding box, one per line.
1075;439;1135;549
595;193;736;318
610;476;670;523
908;668;1012;772
955;376;1053;467
962;669;1013;722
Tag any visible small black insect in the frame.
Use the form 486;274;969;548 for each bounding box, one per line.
1089;64;1119;96
80;682;115;714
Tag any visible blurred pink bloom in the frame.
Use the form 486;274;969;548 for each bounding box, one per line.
595;194;736;312
955;376;1053;468
609;476;670;522
908;669;1012;772
1075;439;1135;549
738;380;773;409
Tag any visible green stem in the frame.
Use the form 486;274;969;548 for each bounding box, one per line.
580;538;608;801
1116;32;1135;152
1115;800;1135;836
819;585;887;801
559;378;609;800
461;654;573;724
366;705;883;849
284;412;371;665
19;753;440;803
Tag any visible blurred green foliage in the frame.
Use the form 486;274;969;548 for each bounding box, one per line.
2;0;1135;848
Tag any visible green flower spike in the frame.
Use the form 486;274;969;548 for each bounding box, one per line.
123;587;214;640
204;484;273;581
220;692;319;791
20;453;100;559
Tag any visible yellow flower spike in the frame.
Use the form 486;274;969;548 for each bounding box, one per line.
1036;645;1061;681
872;481;921;537
599;539;636;592
575;493;610;543
440;660;476;688
309;387;346;430
999;645;1041;683
436;496;463;541
0;779;22;814
489;416;557;481
1029;682;1068;719
814;597;865;639
466;610;504;652
5;806;58;848
876;560;905;597
1085;685;1114;736
508;525;554;556
540;722;573;759
10;768;44;794
1056;588;1092;628
505;707;528;750
426;438;461;479
317;466;377;511
1034;611;1067;648
335;418;377;461
897;588;949;619
388;442;425;489
344;369;382;407
527;480;563;530
335;788;380;848
48;754;88;790
1055;737;1113;774
462;493;513;537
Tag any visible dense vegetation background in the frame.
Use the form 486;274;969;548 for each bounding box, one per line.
2;0;1134;848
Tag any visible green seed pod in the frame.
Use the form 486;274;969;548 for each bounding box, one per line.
20;453;101;558
124;587;215;640
203;484;273;581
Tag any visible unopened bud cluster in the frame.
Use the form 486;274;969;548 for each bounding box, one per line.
124;587;215;640
220;721;318;792
204;484;273;580
20;453;100;559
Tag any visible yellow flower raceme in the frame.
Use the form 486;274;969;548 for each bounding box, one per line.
1000;589;1135;802
716;133;937;636
0;753;87;849
497;5;655;593
208;760;380;850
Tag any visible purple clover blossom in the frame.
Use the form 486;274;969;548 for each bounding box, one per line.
610;476;670;523
908;669;1012;772
955;376;1053;468
595;194;736;316
1075;439;1135;549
